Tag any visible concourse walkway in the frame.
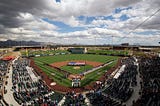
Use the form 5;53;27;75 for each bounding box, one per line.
124;58;141;106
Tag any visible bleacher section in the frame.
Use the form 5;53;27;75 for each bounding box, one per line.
63;92;86;106
134;57;160;106
103;57;137;102
86;91;122;106
12;58;63;105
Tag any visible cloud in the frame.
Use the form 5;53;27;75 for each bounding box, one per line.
0;0;140;28
0;0;160;45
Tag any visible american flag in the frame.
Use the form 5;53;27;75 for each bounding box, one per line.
68;62;85;66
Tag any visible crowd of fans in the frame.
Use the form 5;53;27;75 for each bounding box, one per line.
86;90;122;106
134;57;160;106
0;60;9;105
0;60;8;78
103;57;137;102
12;58;63;105
63;91;86;106
85;57;138;106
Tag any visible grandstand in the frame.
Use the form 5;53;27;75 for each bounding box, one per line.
0;43;159;106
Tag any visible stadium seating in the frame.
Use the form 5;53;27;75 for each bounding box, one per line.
12;58;63;105
63;91;86;106
134;57;160;106
85;57;138;106
86;91;122;106
103;57;137;102
0;60;9;105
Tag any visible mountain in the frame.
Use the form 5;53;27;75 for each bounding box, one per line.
0;40;43;47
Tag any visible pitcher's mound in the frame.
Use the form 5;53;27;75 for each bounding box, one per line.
73;66;80;70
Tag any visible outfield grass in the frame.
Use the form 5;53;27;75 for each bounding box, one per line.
33;54;119;87
60;65;93;74
34;54;118;64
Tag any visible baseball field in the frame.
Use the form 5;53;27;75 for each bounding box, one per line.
33;54;119;87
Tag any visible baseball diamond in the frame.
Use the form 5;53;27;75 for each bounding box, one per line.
33;54;119;90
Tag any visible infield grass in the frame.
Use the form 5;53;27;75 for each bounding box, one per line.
60;65;93;74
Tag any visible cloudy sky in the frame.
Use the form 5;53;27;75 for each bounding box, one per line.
0;0;160;45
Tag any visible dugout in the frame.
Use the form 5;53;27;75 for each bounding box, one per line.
68;48;85;54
